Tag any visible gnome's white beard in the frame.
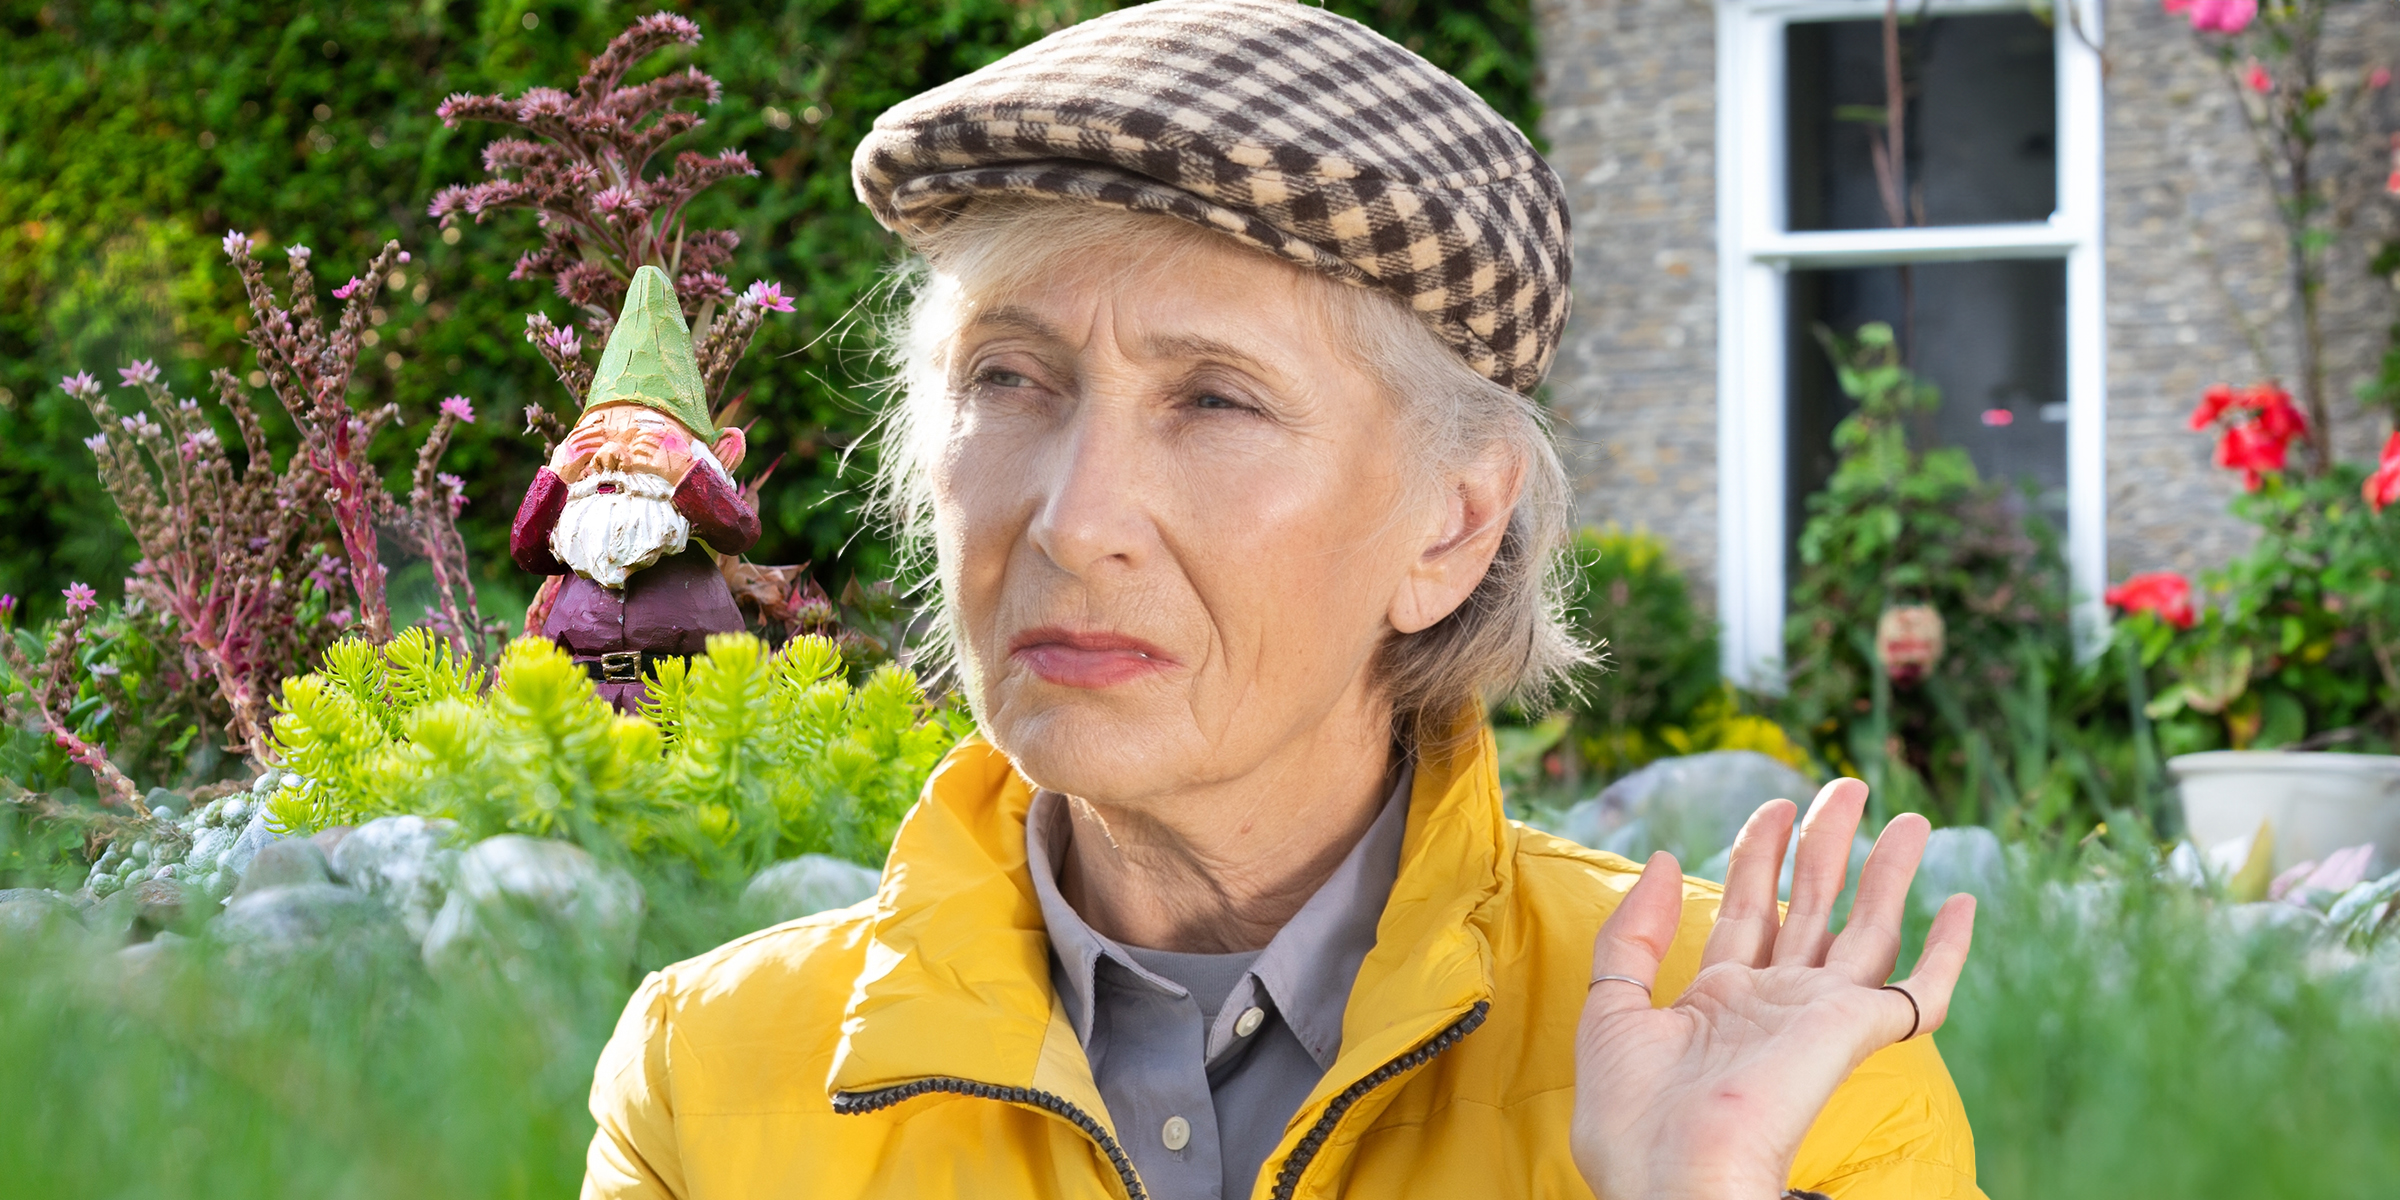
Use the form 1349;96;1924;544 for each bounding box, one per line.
551;470;690;589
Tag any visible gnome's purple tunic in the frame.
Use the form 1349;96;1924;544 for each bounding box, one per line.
510;464;762;709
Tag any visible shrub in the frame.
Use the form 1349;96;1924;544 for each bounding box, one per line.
268;628;966;874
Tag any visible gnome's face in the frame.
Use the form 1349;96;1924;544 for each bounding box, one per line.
552;467;692;588
553;403;708;487
549;404;728;588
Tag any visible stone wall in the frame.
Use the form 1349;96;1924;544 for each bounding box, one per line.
1536;0;2400;595
1536;0;1724;592
2100;2;2400;579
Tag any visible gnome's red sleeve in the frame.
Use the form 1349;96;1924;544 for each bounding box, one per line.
511;467;571;575
674;464;762;556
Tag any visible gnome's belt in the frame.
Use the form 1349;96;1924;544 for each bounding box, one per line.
577;650;686;685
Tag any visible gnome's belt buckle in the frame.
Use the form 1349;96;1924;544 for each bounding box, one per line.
594;651;644;684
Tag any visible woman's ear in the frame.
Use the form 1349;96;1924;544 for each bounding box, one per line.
712;426;748;473
1388;447;1524;635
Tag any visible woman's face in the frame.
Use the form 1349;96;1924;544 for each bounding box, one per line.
931;237;1444;804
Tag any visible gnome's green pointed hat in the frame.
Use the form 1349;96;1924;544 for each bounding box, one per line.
585;264;714;439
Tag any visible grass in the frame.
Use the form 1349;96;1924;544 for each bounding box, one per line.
2;868;2396;1197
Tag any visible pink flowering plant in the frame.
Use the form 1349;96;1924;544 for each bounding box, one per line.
429;12;791;451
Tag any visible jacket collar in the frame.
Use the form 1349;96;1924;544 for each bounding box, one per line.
827;722;1508;1133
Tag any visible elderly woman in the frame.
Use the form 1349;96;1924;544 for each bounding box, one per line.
583;3;1982;1198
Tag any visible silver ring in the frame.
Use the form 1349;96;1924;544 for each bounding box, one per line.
1589;974;1652;995
1881;983;1920;1040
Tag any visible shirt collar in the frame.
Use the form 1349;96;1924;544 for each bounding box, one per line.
1025;765;1414;1070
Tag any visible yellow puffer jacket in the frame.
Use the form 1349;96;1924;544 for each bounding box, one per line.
584;729;1985;1199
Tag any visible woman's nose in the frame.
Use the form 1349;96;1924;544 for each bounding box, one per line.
1026;408;1154;578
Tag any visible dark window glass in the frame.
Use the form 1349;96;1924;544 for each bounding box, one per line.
1785;14;2057;230
1786;260;2069;569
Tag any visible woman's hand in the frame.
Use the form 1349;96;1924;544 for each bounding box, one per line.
1569;778;1977;1200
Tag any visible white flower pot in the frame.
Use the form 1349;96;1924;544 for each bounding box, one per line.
2169;751;2400;873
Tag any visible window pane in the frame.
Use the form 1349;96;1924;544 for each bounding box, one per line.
1786;260;2069;567
1785;13;2057;230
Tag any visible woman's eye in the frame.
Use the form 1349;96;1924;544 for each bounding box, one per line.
978;368;1033;388
1193;392;1242;411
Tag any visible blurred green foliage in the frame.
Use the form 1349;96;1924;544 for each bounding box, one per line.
0;0;1539;629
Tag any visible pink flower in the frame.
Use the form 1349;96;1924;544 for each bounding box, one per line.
62;582;97;613
397;251;411;264
438;471;467;516
82;433;107;452
117;359;160;388
540;326;582;357
0;594;16;622
2105;573;2196;630
60;372;101;400
2162;0;2194;12
2187;0;2256;32
439;395;476;424
285;244;312;265
741;280;797;314
332;276;364;300
327;607;354;629
2244;60;2273;93
221;229;253;259
2373;67;2393;90
2366;432;2400;512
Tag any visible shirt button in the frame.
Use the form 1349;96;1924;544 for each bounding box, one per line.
1234;1006;1266;1038
1161;1115;1191;1152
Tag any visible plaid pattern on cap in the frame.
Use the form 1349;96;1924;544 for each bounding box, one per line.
851;0;1570;393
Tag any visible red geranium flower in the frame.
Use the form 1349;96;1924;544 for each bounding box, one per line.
2215;420;2288;490
2366;432;2400;513
2105;572;2196;630
2189;383;2238;430
2245;384;2306;444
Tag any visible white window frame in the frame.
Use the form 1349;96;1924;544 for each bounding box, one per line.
1712;0;2108;689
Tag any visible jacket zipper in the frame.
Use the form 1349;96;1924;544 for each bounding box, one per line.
831;998;1488;1200
1266;1000;1490;1200
833;1079;1148;1200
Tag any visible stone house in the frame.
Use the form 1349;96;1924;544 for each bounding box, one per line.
1536;0;2400;682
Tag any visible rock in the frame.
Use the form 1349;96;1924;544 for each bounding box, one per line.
311;825;355;860
742;855;881;925
130;878;186;933
214;883;398;951
116;929;189;972
229;839;333;900
421;836;644;979
1550;751;1819;865
218;804;284;886
143;787;181;820
0;889;83;937
1912;826;2008;913
329;816;459;942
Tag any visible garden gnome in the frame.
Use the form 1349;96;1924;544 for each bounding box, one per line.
510;265;761;710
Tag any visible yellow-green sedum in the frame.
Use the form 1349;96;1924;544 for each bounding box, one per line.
268;629;965;875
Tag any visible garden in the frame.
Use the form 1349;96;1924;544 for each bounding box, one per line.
4;2;2400;1197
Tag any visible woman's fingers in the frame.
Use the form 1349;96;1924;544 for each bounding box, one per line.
1826;813;1930;986
1586;852;1687;1015
1700;799;1797;970
1770;779;1868;968
1889;893;1977;1039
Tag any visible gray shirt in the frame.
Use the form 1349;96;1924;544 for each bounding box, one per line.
1026;769;1412;1200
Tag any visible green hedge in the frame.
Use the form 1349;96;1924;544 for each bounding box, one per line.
0;0;1535;627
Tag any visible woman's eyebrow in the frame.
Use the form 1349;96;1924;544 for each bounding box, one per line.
1137;331;1279;381
961;305;1059;342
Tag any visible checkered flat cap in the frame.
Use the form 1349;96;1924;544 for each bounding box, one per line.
852;0;1569;393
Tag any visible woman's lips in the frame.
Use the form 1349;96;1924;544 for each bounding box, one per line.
1008;627;1177;688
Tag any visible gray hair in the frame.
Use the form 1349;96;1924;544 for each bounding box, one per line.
872;201;1585;747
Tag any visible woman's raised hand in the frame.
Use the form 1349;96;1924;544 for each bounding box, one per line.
1569;778;1977;1200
